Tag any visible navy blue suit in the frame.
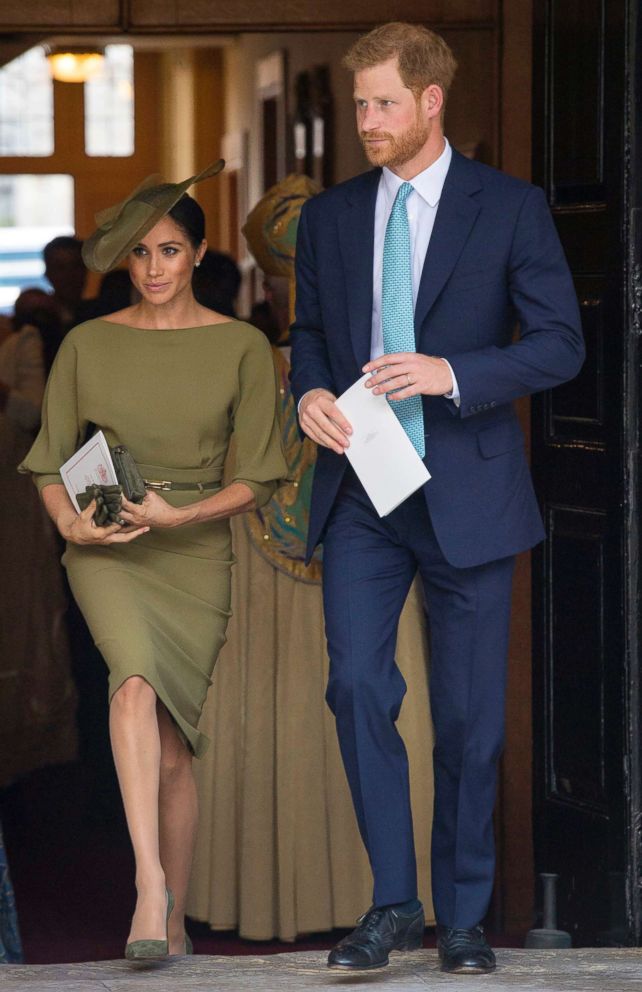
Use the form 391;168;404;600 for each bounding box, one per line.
290;149;584;927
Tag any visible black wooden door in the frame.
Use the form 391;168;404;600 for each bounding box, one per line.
531;0;641;945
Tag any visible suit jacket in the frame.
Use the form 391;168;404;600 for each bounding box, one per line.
290;149;584;568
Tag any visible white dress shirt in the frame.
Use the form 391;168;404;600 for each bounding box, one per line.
372;137;459;403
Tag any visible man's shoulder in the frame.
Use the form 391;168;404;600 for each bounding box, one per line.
303;170;379;217
453;151;541;206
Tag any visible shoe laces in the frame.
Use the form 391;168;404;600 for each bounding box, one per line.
443;926;484;949
355;907;385;934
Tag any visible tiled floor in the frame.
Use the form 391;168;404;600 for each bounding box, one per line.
2;948;642;992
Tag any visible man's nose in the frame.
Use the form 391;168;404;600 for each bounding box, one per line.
361;106;381;131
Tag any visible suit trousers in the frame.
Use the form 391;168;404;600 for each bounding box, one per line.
322;469;515;928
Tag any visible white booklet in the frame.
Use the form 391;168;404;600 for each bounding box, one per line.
335;373;430;517
60;430;118;512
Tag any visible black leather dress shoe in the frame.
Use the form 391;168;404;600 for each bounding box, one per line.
327;903;425;970
437;924;496;973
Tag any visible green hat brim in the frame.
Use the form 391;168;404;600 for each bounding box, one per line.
82;159;225;273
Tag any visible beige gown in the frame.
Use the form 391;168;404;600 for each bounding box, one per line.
187;347;436;939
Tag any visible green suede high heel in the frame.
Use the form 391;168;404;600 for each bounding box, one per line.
125;887;174;961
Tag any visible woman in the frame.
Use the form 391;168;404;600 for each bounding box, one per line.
20;161;286;961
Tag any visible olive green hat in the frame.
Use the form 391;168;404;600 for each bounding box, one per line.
81;159;225;273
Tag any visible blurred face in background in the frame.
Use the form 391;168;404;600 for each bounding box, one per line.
263;276;290;338
44;248;87;306
13;288;60;330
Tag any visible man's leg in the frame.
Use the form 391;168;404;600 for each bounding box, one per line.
415;538;514;928
322;480;418;908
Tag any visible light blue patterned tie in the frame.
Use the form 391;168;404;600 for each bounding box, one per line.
382;181;425;457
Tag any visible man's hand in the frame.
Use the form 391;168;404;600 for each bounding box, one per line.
363;353;453;400
299;388;352;455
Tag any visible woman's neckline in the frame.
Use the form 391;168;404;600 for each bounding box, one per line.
95;317;238;332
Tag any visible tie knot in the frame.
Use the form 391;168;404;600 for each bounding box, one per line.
396;181;413;204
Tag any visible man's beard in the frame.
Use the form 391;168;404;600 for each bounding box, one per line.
360;112;431;169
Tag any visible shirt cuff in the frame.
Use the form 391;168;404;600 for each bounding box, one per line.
297;388;320;413
441;359;460;407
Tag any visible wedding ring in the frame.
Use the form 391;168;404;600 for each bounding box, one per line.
407;373;412;386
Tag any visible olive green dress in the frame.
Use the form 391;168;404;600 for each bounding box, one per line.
20;318;286;758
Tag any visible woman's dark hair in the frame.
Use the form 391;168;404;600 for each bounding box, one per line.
167;193;205;249
193;250;241;317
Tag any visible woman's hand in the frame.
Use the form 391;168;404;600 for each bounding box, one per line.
119;490;182;529
64;500;150;546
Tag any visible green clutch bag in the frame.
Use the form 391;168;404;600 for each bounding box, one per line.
76;444;146;526
111;445;147;503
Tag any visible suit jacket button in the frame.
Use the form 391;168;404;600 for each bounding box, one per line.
490;401;496;408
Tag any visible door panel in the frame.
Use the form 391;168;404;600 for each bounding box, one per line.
531;0;641;945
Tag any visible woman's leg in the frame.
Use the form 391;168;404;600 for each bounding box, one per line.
109;676;168;943
156;700;198;954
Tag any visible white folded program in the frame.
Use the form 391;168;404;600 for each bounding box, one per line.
60;429;118;512
335;373;430;517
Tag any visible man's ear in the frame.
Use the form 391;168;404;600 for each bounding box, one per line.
422;84;444;120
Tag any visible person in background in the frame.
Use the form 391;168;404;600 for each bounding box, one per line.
42;236;94;331
187;175;435;943
0;288;77;792
89;269;140;319
192;249;241;318
11;288;66;375
13;288;122;825
248;274;290;347
242;174;323;581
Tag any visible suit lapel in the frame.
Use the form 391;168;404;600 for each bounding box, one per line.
414;150;482;336
338;170;380;370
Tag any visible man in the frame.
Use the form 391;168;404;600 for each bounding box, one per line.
43;235;92;330
290;22;584;975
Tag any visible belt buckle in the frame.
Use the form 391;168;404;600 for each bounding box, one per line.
145;479;172;491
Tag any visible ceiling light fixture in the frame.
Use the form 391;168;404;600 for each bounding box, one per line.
46;46;105;83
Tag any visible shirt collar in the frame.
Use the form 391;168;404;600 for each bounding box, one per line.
381;137;452;208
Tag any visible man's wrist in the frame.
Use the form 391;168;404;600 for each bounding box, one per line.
298;387;335;414
439;358;460;405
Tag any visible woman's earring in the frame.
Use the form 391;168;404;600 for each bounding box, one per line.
195;261;201;268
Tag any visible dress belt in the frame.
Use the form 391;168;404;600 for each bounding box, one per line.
144;479;219;493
